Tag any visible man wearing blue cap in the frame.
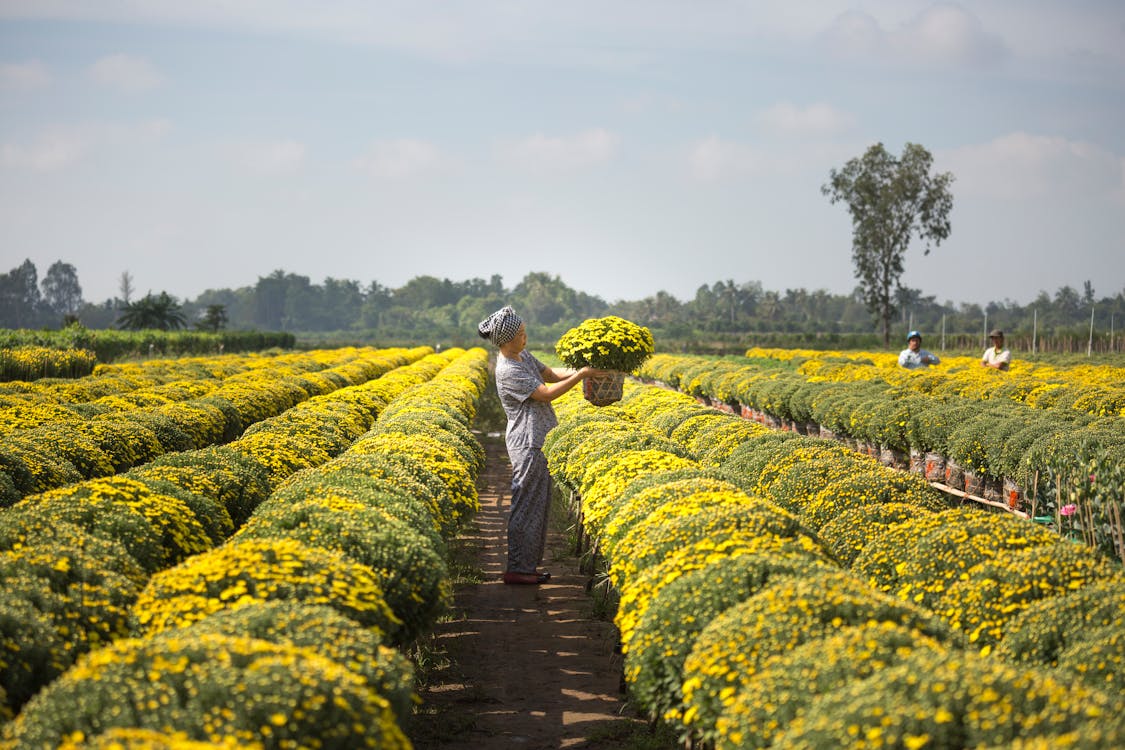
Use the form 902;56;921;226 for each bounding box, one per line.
898;330;940;369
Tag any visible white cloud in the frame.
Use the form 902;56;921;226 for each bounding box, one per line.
87;53;163;92
823;3;1006;69
688;135;767;181
499;129;619;173
354;139;442;178
941;132;1123;201
0;59;51;90
231;139;307;176
0;119;170;172
755;102;856;137
1;128;85;171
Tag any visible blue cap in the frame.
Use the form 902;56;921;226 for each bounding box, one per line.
907;330;921;341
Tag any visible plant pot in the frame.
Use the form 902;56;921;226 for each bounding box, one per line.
583;371;625;406
909;449;925;474
819;426;837;441
1004;478;1023;510
964;470;984;497
944;459;965;490
924;452;945;482
983;478;1003;504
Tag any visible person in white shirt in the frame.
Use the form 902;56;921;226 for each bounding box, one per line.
981;329;1011;370
898;330;940;369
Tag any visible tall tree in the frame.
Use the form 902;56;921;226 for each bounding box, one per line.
822;142;954;346
41;261;84;319
119;271;135;306
197;304;228;333
0;259;43;328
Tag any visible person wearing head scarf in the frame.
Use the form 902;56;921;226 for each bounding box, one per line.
478;306;601;585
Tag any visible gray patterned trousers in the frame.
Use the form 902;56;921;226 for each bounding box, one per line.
506;445;552;574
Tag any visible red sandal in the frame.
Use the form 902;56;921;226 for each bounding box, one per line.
502;571;551;585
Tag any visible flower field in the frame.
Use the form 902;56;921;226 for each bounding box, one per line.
548;364;1125;748
3;339;1122;748
0;345;489;747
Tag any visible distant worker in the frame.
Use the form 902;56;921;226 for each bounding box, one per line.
981;329;1011;370
898;330;940;369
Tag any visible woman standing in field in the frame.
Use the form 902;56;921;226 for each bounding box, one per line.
478;306;600;585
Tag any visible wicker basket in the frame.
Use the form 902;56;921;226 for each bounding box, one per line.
583;371;625;406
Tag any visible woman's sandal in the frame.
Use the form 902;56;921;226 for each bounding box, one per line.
502;570;551;585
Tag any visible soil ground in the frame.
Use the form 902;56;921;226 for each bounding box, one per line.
408;434;675;750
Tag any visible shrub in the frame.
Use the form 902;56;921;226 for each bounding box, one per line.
853;507;1058;611
143;445;272;528
18;476;213;572
0;595;71;715
600;474;741;562
770;650;1121;749
680;570;956;742
997;577;1125;667
799;466;945;532
2;632;409;749
132;538;401;640
577;450;699;538
937;541;1120;649
186;601;415;722
625;548;834;723
715;622;950;750
610;494;800;590
236;498;449;644
816;502;932;567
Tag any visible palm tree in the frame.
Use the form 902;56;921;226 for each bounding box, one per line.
117;292;187;330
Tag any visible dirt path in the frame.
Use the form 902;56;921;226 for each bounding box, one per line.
409;435;655;750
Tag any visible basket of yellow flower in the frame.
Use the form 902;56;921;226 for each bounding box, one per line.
556;316;654;407
583;370;626;406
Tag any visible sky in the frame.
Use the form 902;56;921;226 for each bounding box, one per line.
1;1;1123;309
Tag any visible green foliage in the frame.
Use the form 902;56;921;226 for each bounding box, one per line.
140;445;272;528
2;632;409;749
799;465;946;532
937;541;1120;648
854;507;1058;611
771;650;1121;749
187;601;415;723
715;622;950;749
237;498;449;644
132;538;401;640
680;569;956;741
816;501;931;567
997;577;1125;668
626;550;833;722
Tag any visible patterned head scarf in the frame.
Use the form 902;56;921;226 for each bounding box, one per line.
478;306;523;346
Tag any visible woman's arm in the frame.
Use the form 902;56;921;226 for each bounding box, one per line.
530;366;594;402
541;366;578;383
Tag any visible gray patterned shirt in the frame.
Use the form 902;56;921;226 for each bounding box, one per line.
495;350;558;449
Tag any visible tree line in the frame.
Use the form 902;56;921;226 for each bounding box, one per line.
2;258;1122;353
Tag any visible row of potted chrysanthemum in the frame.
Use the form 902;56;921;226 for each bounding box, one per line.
0;348;488;747
0;347;432;505
546;382;1124;748
638;352;1125;559
0;346;98;381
